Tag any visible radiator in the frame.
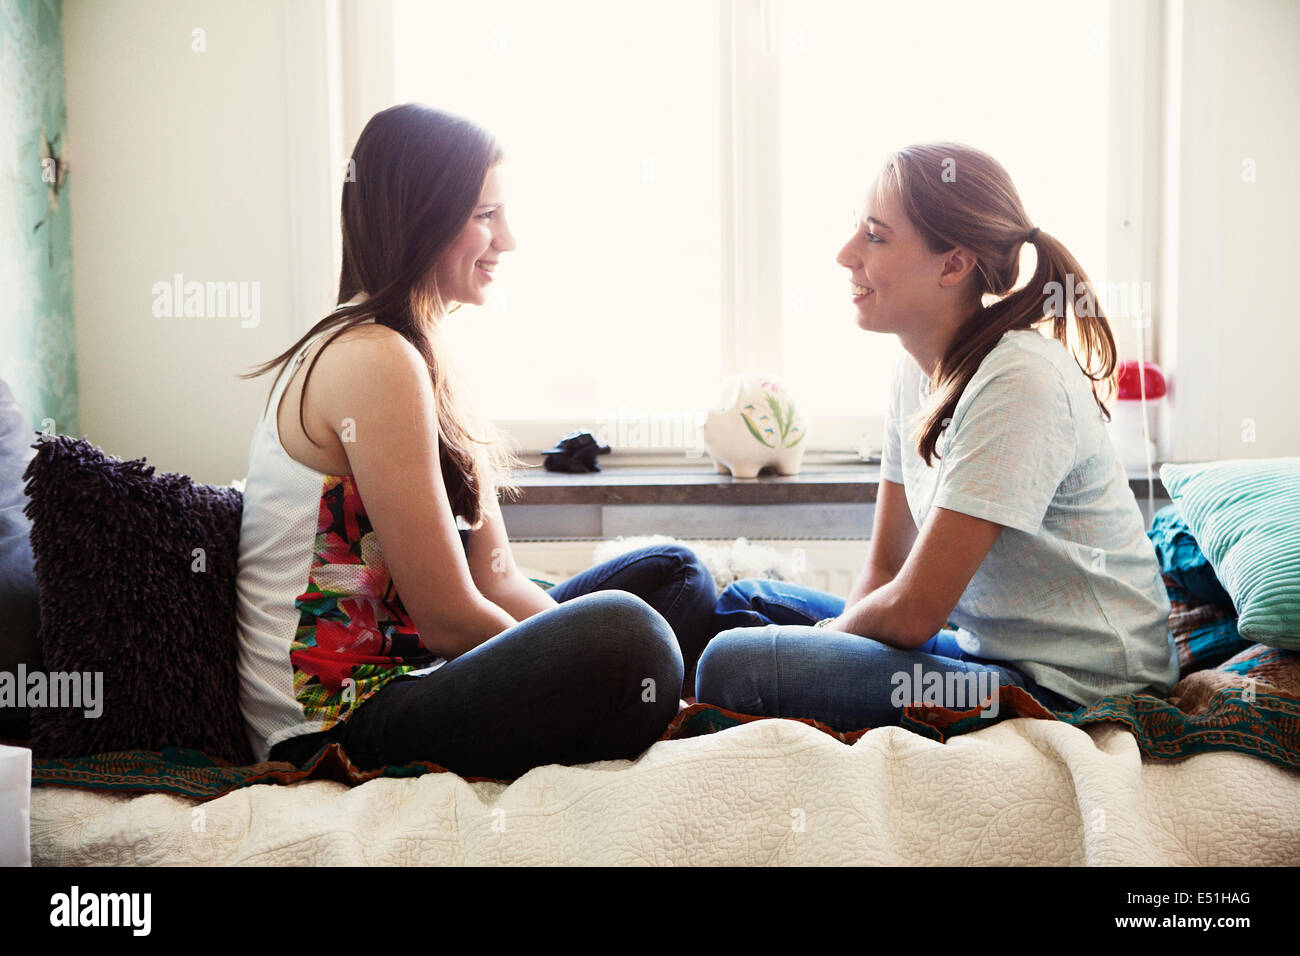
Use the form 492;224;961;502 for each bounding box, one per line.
511;538;870;599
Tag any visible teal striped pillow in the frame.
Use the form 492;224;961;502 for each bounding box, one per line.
1160;458;1300;649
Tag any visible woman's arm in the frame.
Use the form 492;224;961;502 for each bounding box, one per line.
310;325;517;659
845;477;918;604
832;505;1004;648
466;501;558;621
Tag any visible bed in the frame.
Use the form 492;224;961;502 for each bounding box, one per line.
11;441;1300;866
25;703;1300;866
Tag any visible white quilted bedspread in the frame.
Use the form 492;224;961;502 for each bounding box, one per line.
30;717;1300;865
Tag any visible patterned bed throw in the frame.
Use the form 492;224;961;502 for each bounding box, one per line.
24;638;1300;801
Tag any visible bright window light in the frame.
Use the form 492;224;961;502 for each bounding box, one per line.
778;0;1111;417
394;0;723;424
393;0;1112;439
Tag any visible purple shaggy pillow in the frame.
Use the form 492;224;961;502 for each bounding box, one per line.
20;435;253;764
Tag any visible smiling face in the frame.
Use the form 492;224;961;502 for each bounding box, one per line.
432;163;516;309
835;179;960;334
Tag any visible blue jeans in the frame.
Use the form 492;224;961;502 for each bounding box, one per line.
269;545;715;777
699;579;1079;731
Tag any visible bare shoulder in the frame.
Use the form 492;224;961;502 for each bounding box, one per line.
312;323;429;394
300;327;432;456
324;321;420;360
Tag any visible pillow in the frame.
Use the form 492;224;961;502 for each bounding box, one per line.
0;377;37;599
1147;503;1235;609
0;378;41;738
21;435;253;764
1160;458;1300;650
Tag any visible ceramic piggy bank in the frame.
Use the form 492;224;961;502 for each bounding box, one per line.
702;375;808;478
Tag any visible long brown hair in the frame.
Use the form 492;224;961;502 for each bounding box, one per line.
875;142;1118;467
239;104;516;525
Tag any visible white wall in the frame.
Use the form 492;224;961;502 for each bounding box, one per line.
1213;0;1299;460
1160;0;1300;463
62;0;299;484
62;0;1299;484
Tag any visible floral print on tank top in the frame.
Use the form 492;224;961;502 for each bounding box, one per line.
290;475;435;728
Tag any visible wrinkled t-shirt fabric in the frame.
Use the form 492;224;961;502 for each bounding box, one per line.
879;329;1178;706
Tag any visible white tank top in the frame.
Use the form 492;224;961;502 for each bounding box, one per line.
234;307;454;762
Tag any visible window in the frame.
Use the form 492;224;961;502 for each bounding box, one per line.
393;0;724;451
387;0;1133;457
777;0;1111;427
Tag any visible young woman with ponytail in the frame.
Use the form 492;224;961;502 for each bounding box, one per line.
698;142;1177;729
233;105;715;780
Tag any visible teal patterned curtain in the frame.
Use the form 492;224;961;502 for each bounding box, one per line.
0;0;79;437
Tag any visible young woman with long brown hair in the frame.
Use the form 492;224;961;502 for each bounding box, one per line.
698;142;1177;727
233;104;715;780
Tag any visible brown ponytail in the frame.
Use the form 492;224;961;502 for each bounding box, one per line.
875;142;1119;467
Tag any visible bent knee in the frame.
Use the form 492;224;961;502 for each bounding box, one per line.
558;592;683;731
660;543;710;576
561;588;665;634
655;543;697;565
556;590;682;682
717;578;764;612
694;626;776;703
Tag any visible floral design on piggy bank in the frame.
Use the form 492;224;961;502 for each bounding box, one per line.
702;375;808;478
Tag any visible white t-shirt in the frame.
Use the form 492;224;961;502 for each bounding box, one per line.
880;328;1178;706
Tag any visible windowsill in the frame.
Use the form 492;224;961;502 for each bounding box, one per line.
504;457;1171;507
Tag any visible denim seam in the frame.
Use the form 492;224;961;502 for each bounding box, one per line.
768;628;782;717
580;549;695;630
659;561;694;626
758;594;812;619
753;591;840;623
575;550;669;596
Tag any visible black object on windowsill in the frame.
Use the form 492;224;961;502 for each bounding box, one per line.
542;430;611;473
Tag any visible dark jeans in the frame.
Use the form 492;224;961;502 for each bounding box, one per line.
547;543;717;697
269;545;716;777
